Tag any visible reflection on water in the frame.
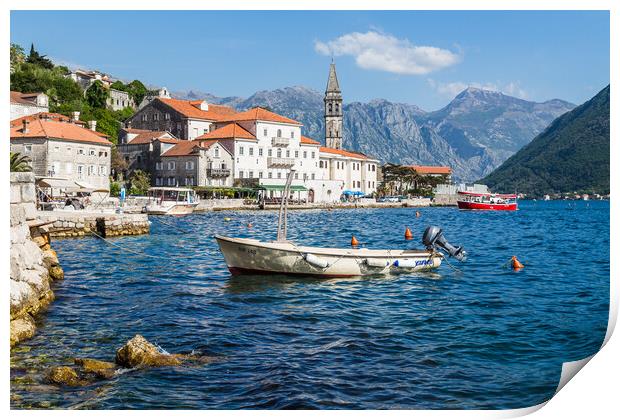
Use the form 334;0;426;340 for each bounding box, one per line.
10;201;609;409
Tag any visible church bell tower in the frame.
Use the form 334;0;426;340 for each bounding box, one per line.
324;62;343;149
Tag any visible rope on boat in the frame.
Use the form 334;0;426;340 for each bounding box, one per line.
439;252;463;274
89;230;164;259
149;216;192;234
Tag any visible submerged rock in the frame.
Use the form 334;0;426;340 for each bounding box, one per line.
74;358;117;379
10;315;36;348
115;335;181;368
46;366;82;387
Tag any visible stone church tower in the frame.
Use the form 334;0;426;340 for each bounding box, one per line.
324;62;343;149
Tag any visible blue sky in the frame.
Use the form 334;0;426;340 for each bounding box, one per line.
10;10;609;110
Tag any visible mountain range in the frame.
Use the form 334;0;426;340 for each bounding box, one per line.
172;86;575;181
480;85;610;196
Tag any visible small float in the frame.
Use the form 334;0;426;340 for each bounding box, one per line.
215;170;466;277
456;191;518;211
144;187;199;215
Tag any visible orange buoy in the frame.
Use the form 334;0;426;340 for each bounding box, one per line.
511;256;524;270
415;211;421;218
404;227;413;240
351;235;359;247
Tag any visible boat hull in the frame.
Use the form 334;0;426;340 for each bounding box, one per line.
215;235;442;278
457;201;517;211
146;203;198;215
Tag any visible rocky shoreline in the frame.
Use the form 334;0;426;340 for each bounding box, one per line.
10;172;65;347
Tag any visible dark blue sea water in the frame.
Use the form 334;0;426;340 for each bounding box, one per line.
10;201;609;409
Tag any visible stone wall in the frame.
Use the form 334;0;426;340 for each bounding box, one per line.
35;211;150;238
10;172;65;347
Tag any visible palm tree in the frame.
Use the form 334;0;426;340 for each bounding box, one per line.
10;152;32;172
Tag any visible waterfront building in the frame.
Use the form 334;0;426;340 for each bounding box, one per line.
156;139;233;187
408;165;453;183
125;97;237;140
10;91;49;120
117;128;179;180
10;113;112;190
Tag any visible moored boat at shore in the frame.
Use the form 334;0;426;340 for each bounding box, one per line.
144;187;199;215
216;170;466;277
457;191;518;211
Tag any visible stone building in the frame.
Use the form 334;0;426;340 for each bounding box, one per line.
10;113;113;190
138;87;171;109
156;139;233;187
117;128;179;180
10;91;49;120
124;97;237;140
107;88;135;111
68;69;112;89
324;62;343;150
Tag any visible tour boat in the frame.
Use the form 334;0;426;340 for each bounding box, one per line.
144;187;199;215
456;191;518;211
215;170;466;277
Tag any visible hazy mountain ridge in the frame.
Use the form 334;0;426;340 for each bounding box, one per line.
172;86;575;181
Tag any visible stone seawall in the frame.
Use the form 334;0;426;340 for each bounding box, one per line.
35;211;150;238
10;172;65;347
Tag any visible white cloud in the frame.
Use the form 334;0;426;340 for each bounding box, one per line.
314;31;460;75
428;79;528;99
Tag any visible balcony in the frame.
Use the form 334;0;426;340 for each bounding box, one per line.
267;157;295;168
271;137;290;147
207;168;231;178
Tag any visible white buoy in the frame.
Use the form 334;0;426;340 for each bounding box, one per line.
364;258;390;268
303;253;330;268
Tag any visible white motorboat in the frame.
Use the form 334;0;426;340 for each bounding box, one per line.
145;187;199;215
216;170;466;278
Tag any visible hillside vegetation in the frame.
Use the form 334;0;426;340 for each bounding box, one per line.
480;85;610;196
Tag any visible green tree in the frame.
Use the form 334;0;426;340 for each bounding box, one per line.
129;170;151;195
26;43;53;69
126;80;148;105
10;43;26;68
10;152;32;172
111;146;128;180
85;80;109;109
110;80;128;91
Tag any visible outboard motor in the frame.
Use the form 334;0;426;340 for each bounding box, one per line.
422;226;467;262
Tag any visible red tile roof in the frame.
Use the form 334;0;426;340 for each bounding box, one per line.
10;91;45;105
301;135;321;145
10;114;112;146
408;165;452;175
157;98;237;121
161;139;222;157
128;131;177;145
319;146;368;160
220;107;301;125
195;123;256;140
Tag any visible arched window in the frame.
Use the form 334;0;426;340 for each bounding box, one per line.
328;103;332;113
277;129;282;138
335;103;339;113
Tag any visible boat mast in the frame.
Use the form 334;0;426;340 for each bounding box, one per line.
276;169;296;242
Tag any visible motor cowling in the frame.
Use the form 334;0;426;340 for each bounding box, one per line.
422;226;467;261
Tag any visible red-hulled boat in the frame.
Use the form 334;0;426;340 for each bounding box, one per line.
456;191;518;211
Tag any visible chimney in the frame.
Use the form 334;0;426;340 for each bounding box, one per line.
22;119;29;134
88;120;97;131
72;111;80;121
